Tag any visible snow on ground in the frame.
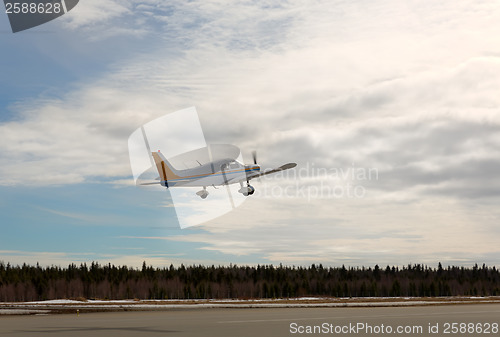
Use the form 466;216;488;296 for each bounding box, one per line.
1;297;499;315
24;299;86;305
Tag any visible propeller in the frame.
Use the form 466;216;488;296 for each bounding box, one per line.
252;150;257;164
250;150;261;183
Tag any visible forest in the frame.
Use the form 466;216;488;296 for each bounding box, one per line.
1;262;499;302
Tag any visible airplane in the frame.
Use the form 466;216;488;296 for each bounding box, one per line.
141;145;296;199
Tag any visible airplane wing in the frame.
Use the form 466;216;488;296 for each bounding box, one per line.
250;163;297;179
228;163;297;184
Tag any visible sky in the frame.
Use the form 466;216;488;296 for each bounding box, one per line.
1;0;500;268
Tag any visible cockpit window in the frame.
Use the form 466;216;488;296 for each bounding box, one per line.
221;161;239;170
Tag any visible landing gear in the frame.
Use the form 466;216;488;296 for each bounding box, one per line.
247;185;255;195
238;182;255;196
196;187;209;199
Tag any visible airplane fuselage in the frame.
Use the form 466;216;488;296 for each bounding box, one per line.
162;159;260;188
149;149;295;199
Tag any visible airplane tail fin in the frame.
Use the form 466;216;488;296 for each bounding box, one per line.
151;151;182;188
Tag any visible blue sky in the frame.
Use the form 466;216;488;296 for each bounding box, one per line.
1;0;500;268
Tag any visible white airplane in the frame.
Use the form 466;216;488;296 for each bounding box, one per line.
142;144;296;199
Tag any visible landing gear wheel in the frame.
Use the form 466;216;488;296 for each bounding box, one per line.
247;185;255;195
238;184;255;196
196;187;209;199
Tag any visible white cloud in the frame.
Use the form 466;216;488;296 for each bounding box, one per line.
62;0;133;30
160;195;500;266
2;0;500;265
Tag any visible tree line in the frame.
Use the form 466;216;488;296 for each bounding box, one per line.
0;261;499;302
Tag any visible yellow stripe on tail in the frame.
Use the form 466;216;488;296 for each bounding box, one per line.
151;152;182;184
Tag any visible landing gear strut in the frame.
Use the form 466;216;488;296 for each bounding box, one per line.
238;181;255;196
196;187;209;199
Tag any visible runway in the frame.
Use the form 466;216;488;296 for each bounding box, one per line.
1;304;499;336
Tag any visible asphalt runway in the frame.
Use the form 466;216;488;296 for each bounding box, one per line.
1;304;499;337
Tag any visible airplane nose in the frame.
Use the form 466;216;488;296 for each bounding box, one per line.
246;165;260;171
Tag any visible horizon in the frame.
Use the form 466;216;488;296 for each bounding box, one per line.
2;1;500;269
0;260;496;271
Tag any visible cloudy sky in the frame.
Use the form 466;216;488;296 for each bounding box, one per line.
1;0;500;268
